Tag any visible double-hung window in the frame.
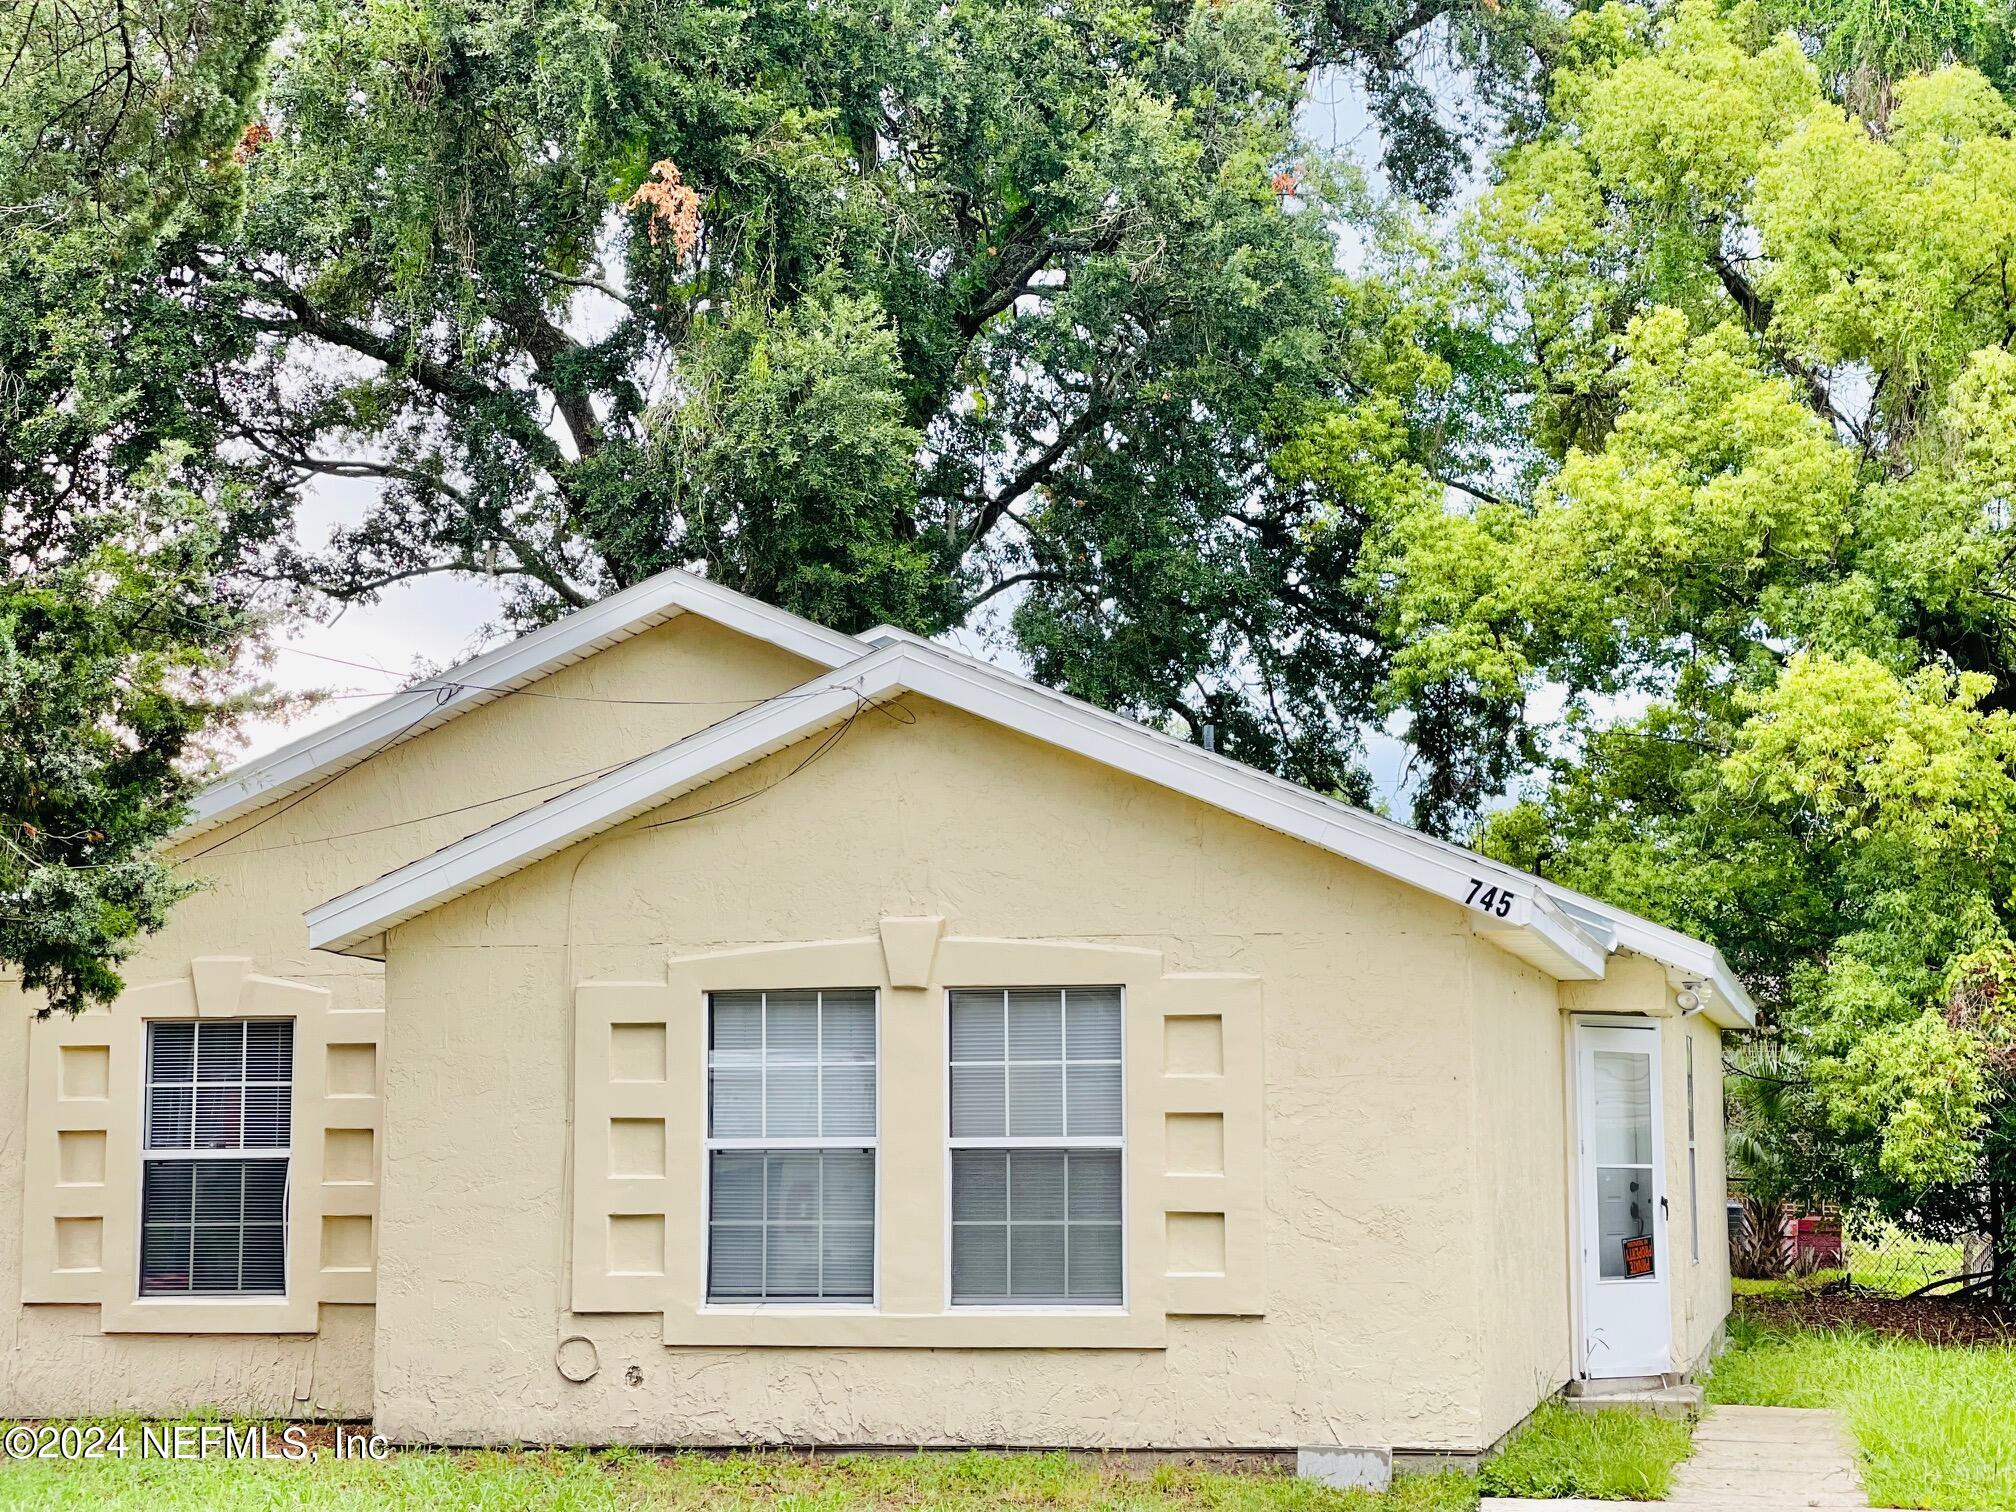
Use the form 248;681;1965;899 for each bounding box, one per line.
140;1020;293;1297
705;989;876;1303
948;987;1124;1305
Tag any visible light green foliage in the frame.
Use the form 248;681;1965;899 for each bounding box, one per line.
1709;1314;2016;1509
1369;0;2016;1199
1476;1403;1693;1502
0;1438;1479;1510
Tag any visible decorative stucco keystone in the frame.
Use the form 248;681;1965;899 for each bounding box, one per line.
191;955;253;1017
877;915;944;987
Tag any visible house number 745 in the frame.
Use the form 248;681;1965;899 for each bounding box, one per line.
1465;878;1514;918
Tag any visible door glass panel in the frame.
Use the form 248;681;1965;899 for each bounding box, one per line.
1597;1165;1656;1278
1593;1051;1652;1164
1592;1048;1655;1280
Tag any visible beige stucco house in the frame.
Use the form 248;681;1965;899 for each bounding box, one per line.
2;570;1746;1476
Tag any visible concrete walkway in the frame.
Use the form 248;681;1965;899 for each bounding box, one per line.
1480;1403;1869;1511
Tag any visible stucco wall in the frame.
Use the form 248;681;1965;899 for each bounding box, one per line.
0;616;820;1417
1466;938;1574;1444
373;695;1582;1450
1666;1010;1729;1371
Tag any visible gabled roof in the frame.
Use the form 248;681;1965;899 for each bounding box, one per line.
304;609;1755;1028
180;569;867;843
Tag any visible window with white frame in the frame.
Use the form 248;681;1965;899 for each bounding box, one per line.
948;987;1123;1305
705;989;876;1302
140;1020;293;1297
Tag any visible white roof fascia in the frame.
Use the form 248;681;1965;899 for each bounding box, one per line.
308;641;1608;980
867;632;1752;1024
1550;894;1756;1029
852;630;1752;999
306;650;904;955
181;569;867;842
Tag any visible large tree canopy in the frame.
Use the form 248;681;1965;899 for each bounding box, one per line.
1;1;284;1012
2;0;1556;1007
111;0;1532;799
1361;1;2016;1222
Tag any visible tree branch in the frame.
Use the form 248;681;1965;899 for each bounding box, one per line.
965;402;1108;547
1710;252;1869;447
533;268;637;308
957;568;1065;616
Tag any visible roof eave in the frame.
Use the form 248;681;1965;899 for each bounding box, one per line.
308;646;1625;985
181;569;867;845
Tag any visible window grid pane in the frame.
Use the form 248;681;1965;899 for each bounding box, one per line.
706;990;877;1304
145;1020;294;1152
948;988;1124;1308
140;1020;293;1299
950;1150;1123;1305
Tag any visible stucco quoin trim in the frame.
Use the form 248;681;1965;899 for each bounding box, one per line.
21;956;385;1333
569;934;1263;1347
308;640;1740;1010
180;568;867;843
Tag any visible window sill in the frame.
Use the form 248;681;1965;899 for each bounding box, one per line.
98;1293;319;1335
667;1304;1164;1350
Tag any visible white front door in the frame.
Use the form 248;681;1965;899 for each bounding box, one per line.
1575;1021;1671;1378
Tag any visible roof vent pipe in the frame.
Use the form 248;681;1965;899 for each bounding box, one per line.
1202;722;1216;754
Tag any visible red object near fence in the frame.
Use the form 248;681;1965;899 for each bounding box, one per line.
1792;1215;1843;1271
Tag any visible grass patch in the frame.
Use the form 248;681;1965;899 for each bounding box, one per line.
1709;1310;2016;1509
0;1436;1481;1511
1731;1273;1836;1299
1475;1403;1691;1502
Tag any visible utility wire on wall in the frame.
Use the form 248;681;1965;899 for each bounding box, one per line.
184;687;914;864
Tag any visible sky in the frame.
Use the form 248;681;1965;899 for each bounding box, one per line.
231;64;1441;808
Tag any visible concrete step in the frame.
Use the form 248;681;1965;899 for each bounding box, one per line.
1560;1382;1703;1419
1566;1374;1669;1395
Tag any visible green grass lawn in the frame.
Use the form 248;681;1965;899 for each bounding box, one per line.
1475;1403;1691;1502
1708;1309;2016;1510
0;1439;1479;1512
0;1404;1695;1511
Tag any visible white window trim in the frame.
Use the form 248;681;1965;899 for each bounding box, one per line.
137;1019;295;1301
700;989;881;1309
943;986;1128;1311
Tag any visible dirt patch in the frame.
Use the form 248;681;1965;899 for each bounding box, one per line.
1739;1290;2016;1346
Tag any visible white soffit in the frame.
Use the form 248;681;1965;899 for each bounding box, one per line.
1550;894;1755;1029
179;569;867;842
307;641;1624;988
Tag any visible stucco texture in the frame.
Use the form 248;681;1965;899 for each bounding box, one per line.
0;615;821;1418
370;695;1663;1451
1668;1010;1730;1371
3;605;1730;1442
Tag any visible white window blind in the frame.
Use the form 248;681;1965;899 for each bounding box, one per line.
948;987;1123;1305
706;989;876;1302
140;1020;292;1297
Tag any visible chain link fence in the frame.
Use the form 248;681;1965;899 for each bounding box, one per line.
1726;1178;1991;1298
